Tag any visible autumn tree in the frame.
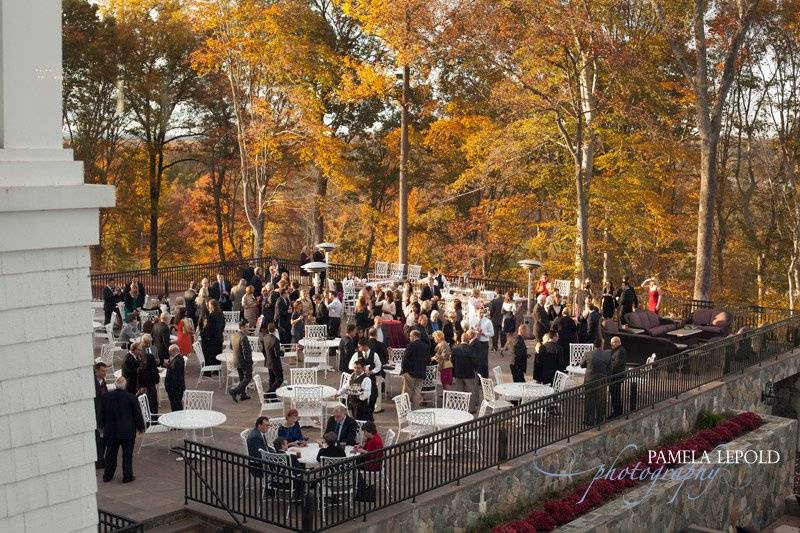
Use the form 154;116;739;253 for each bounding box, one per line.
651;0;762;300
63;0;125;267
105;0;201;272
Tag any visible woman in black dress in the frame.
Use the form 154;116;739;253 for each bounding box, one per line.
601;281;616;319
201;299;225;370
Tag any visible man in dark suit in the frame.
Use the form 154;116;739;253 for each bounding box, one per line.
210;273;232;311
242;262;256;285
420;278;441;302
510;324;529;382
246;416;272;477
102;279;121;326
339;325;356;373
532;294;551;342
276;289;291;340
583;341;611;426
609;336;628;418
533;332;564;385
184;282;198;326
489;293;504;351
164;345;186;411
121;343;142;394
101;377;145;483
261;323;284;395
452;331;479;412
323;405;358;446
94;362;109;468
401;330;429;409
151;313;171;367
228;320;254;402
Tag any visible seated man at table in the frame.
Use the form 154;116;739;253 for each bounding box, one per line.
324;404;358;446
246;416;272;477
316;431;346;462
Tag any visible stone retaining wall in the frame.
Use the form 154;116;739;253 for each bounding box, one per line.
352;347;800;533
559;414;796;532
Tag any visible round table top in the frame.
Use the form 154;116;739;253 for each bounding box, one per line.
216;352;265;364
408;408;473;428
494;382;555;400
298;337;340;348
288;443;357;465
158;409;227;430
275;384;338;400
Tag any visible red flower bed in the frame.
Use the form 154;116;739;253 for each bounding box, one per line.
489;412;763;533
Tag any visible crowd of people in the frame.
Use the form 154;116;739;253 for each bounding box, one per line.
95;262;662;485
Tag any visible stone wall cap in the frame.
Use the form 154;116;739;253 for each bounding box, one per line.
0;184;115;211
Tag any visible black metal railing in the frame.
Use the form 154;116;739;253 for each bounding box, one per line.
89;257;522;300
97;509;143;533
179;314;800;532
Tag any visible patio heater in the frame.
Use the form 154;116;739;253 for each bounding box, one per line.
316;242;336;281
302;261;328;297
517;259;542;315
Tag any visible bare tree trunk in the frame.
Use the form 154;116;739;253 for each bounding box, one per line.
253;212;265;259
602;225;609;285
694;134;717;301
574;165;590;281
575;52;595;281
398;63;410;265
212;166;227;263
313;167;327;244
148;149;159;273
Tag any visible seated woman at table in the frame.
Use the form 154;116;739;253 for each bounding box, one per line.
353;421;384;472
118;314;141;348
278;409;307;447
316;431;346;462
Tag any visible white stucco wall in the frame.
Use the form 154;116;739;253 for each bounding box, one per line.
0;0;116;530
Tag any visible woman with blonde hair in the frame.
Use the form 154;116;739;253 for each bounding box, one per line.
431;330;453;387
176;313;194;356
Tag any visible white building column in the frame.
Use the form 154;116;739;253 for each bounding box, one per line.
0;1;115;532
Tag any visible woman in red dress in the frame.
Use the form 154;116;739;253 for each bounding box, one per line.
354;421;384;472
641;278;662;314
176;316;194;355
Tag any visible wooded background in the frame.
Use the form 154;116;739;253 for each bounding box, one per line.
65;0;800;307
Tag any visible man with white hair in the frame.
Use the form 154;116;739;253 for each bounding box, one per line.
100;377;145;483
164;344;186;411
532;294;550;342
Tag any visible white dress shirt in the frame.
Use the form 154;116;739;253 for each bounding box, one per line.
470;316;494;342
339;373;372;401
327;297;343;318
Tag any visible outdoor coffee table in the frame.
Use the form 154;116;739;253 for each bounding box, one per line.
621;326;646;334
494;383;555;401
666;327;702;342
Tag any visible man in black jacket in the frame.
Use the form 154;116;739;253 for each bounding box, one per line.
228;320;254;402
151;313;171;366
102;279;121;326
164;345;186;411
401;330;429;409
420;277;441;302
533;332;564;385
510;324;529;382
583;342;611;426
101;377;145;483
323;405;358;446
532;294;550;342
210;273;232;311
94;363;109;468
339;324;356;373
367;327;388;413
260;322;284;395
121;343;142;394
489;293;504;351
452;331;479;412
184;282;198;326
609;336;628;418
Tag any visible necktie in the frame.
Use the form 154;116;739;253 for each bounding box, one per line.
336;421;343;441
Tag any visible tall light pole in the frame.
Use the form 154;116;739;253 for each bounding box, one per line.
518;259;542;314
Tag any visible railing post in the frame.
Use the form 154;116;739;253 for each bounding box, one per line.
301;480;315;532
